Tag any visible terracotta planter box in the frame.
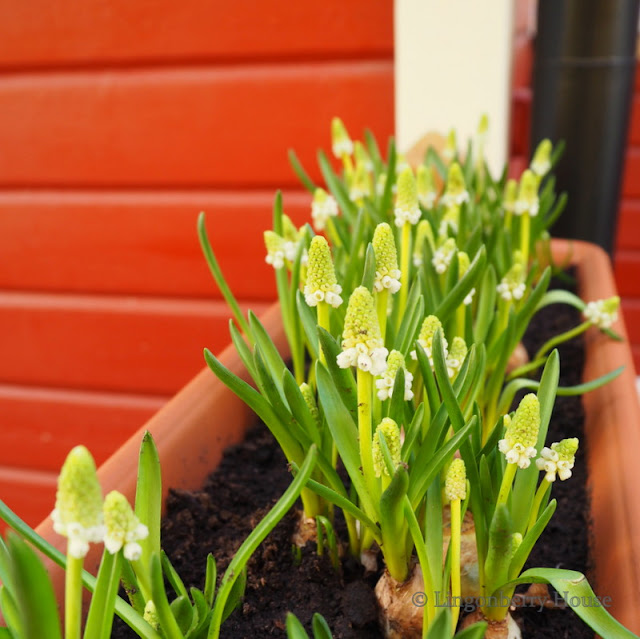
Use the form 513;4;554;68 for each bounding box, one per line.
34;239;640;635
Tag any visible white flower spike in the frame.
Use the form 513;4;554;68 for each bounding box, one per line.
51;446;104;559
376;350;414;401
496;262;526;301
432;238;457;275
331;117;353;158
411;315;448;364
337;286;388;375
583;296;619;330
536;438;579;482
103;491;149;561
394;167;421;227
498;394;540;469
372;223;402;294
514;170;539;217
311;188;338;231
304;236;343;308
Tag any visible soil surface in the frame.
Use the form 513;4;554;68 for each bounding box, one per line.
113;270;594;638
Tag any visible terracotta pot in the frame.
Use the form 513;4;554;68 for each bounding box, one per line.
34;240;640;635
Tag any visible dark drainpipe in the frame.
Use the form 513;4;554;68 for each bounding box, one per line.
530;0;639;256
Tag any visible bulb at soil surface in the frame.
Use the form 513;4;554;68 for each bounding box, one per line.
375;563;424;639
460;609;521;639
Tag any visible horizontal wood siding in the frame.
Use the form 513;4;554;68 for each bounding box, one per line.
0;3;394;526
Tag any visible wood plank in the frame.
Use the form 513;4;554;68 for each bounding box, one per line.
0;0;393;69
510;87;531;157
0;293;268;394
0;466;57;531
512;33;533;90
614;250;640;297
0;190;310;299
622;147;640;199
0;63;394;187
0;384;166;472
615;199;640;251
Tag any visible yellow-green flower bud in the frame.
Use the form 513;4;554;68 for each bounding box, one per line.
300;383;320;427
376;349;414;401
447;336;468;379
584;296;620;330
445;458;467;501
349;159;372;202
496;262;525;301
530;139;552;178
354;140;373;172
444;128;457;161
395;153;410;174
337;286;388;375
264;230;286;270
394;167;421;227
515;169;539;216
372;223;401;294
411;314;448;363
498;394;540;468
103;491;148;560
537;438;579;482
372;418;402;477
282;215;298;242
432;237;457;275
441;162;469;209
311;188;339;231
331;117;353;158
416;165;437;209
143;600;159;630
52;446;104;559
503;179;518;213
413;220;435;267
478;113;489;137
304;236;343;308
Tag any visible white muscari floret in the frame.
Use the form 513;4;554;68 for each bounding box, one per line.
536;438;579;482
103;491;149;561
331;117;353;158
372;223;401;294
281;215;307;264
440;162;470;209
530;139;552;178
337;286;388;375
376;350;414;401
514;170;539;216
583;296;620;330
413;220;435;267
416;165;437;209
394;167;421;227
503;179;518;214
372;418;402;478
496;262;526;301
432;238;457;275
303;236;343;308
445;458;467;501
447;336;467;379
411;315;448;364
498;394;540;469
264;231;286;269
51;446;104;559
311;188;338;231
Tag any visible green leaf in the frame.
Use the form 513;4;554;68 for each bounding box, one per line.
318;150;357;223
454;620;489;638
170;596;195;636
285;613;310;639
316;328;357;417
150;554;185;639
6;533;63;639
425;608;451;639
161;551;189;601
361;244;377;291
473;265;497;344
221;567;246;623
84;550;122;639
499;568;640;639
249;311;289;400
295;291;320;361
311;613;334;639
510;500;557;578
204;554;217;608
288;149;316;193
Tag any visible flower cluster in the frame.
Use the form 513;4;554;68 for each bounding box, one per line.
103;491;149;560
336;286;388;375
331;117;353;158
496;262;526;301
372;418;402;478
372;223;402;294
498;394;540;469
304;236;343;308
411;315;447;364
514;170;539;217
536;438;579;482
376;350;414;401
311;188;339;231
394;167;421;227
583;296;620;330
432;238;457;275
445;458;467;502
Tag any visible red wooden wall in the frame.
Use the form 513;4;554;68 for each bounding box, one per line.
510;1;640;372
0;1;394;527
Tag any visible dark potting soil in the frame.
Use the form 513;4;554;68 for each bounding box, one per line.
112;269;594;638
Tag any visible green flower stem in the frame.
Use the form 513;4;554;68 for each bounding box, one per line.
327;217;343;250
84;550;122;639
376;289;389;343
65;555;83;639
527;479;551;533
398;222;411;327
455;302;466;340
520;212;531;268
357;369;379;506
496;463;517;508
316;301;330;365
504;209;512;233
533;320;591;363
450;498;462;633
